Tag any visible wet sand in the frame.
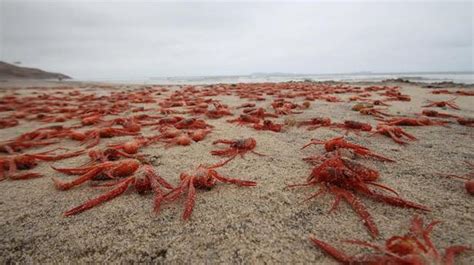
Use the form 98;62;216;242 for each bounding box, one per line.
0;79;472;263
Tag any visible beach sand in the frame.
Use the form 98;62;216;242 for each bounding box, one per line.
0;79;472;263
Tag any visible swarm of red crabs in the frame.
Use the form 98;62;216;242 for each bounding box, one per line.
0;82;472;263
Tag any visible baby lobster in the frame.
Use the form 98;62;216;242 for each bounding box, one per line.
310;215;470;265
383;117;448;126
253;120;282;132
302;136;394;162
421;109;459;119
0;149;85;181
164;163;256;220
289;153;428;237
423;98;460;110
371;124;417;145
210;138;265;165
60;164;173;216
297;117;332;130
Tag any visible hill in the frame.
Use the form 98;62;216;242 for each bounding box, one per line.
0;61;71;79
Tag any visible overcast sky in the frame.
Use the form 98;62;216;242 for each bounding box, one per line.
0;0;472;79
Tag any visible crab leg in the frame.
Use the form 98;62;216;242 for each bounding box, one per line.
332;186;379;237
211;171;257;187
143;165;173;189
301;139;324;149
53;167;104;190
443;246;471;265
309;236;353;264
51;164;98;175
64;177;134;216
367;192;430;211
27;149;85;161
183;177;196;220
9;173;43;180
144;165;173;213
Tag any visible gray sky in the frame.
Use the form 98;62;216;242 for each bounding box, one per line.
1;0;472;79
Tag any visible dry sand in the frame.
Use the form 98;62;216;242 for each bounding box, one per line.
0;79;472;264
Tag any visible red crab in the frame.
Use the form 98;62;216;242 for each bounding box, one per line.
371;124;417;145
211;138;265;164
164;163;256;220
0;148;85;181
108;137;153;154
421;110;459;119
82;148;146;166
174;118;212;130
289;152;428;237
442;161;474;195
423;98;460;110
0;118;19;129
298;117;332;130
383;117;448;126
253;120;282;132
0;139;57;154
359;107;391;119
227;114;261;126
457;117;474;127
60;164;173;216
302;137;394;162
188;129;212;142
69;127;139;148
161;134;193;148
334;120;372;135
244;107;278;119
206;103;232;119
52;159;141;190
310;215;470;264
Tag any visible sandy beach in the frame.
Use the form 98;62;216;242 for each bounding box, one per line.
0;79;472;264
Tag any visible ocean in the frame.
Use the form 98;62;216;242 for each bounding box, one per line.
85;72;474;85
